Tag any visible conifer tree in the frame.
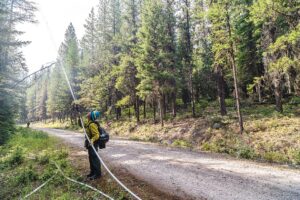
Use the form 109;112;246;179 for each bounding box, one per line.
137;0;177;126
177;0;196;117
115;0;141;122
209;0;244;133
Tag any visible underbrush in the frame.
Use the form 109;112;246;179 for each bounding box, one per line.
0;127;130;199
106;104;300;166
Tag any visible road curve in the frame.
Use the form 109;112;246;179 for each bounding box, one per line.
37;128;300;200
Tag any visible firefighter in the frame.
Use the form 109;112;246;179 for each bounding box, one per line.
85;111;101;180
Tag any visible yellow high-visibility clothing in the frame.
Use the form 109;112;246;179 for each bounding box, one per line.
86;120;100;144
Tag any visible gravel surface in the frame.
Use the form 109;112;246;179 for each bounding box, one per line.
37;128;300;200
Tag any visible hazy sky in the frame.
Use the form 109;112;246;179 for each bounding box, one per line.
19;0;98;73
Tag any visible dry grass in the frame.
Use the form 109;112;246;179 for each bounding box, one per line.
107;104;300;165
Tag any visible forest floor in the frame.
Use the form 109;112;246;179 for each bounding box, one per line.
33;127;300;200
33;103;300;165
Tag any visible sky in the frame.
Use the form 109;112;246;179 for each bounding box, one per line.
18;0;98;73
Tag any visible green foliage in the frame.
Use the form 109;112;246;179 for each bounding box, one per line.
1;127;131;199
225;99;235;107
8;147;24;167
136;0;177;101
263;151;288;163
236;146;256;159
196;99;209;110
292;151;300;165
289;96;300;105
172;139;192;148
16;165;39;184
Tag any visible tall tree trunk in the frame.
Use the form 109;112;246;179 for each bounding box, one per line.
189;72;196;118
135;96;140;123
115;107;118;120
128;107;131;119
183;0;195;118
172;92;177;118
159;97;164;127
257;83;262;103
226;4;244;134
274;76;283;113
286;74;292;94
153;100;156;123
162;94;166;118
143;98;146;119
216;65;227;116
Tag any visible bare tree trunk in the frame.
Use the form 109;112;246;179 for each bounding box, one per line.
274;76;283;113
257;82;262;103
153;99;156;123
189;72;196;118
216;65;227;116
128;107;131;119
172;92;177;118
286;74;292;94
143;98;146;119
159;97;164;127
163;94;166;117
184;0;195;118
226;4;243;134
135;96;140;123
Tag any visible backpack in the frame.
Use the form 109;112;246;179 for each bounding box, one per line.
88;121;109;149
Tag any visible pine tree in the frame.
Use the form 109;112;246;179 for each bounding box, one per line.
137;0;177;126
81;8;98;77
209;0;244;133
0;0;36;144
115;0;141;122
250;0;300;112
236;0;264;96
177;0;196;117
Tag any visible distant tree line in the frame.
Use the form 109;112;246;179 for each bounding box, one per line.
25;0;300;133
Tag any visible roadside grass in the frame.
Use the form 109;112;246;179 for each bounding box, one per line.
31;120;82;131
0;127;130;200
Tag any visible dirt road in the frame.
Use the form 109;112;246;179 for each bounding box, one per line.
37;128;300;200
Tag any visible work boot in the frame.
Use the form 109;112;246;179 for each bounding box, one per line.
89;174;101;180
86;173;94;178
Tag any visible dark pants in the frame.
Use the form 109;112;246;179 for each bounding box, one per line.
88;144;101;176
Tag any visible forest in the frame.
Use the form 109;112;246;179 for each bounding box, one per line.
1;0;300;142
1;0;300;198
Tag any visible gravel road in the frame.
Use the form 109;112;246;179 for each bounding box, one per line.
37;128;300;200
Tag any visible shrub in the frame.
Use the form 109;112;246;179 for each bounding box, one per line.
201;142;218;152
289;96;300;105
225;98;235;107
16;166;38;184
292;150;300;165
56;149;69;160
196;100;209;110
8;147;24;167
38;154;50;165
237;146;255;159
172;139;192;148
263;151;287;163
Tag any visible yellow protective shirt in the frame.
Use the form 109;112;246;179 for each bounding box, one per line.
86;120;100;144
